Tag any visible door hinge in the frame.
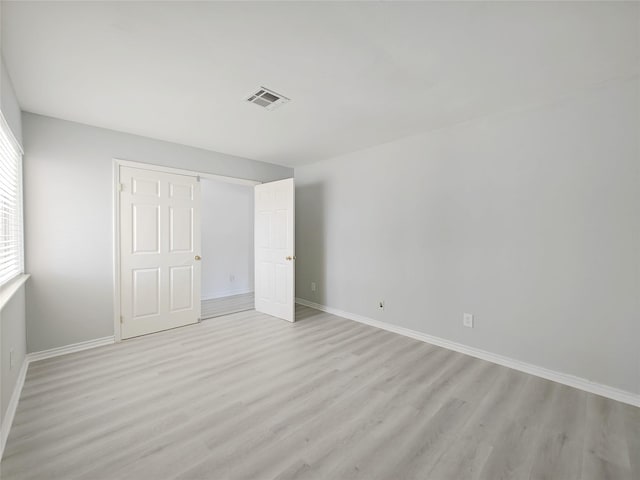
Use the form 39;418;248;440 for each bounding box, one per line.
196;175;201;183
119;183;125;192
120;315;124;324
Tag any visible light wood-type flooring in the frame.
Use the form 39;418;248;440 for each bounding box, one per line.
1;305;638;479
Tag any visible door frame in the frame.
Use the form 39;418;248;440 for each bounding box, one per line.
112;158;261;342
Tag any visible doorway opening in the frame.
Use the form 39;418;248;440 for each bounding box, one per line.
200;178;254;320
114;158;295;342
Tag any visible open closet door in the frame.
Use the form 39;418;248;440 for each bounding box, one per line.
120;166;201;339
254;178;295;322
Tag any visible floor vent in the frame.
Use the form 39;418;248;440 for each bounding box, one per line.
245;87;290;111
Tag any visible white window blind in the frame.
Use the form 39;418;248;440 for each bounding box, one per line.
0;114;24;286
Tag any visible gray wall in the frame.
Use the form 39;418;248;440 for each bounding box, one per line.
1;285;26;424
23;113;292;353
295;77;640;395
201;179;254;300
0;53;26;427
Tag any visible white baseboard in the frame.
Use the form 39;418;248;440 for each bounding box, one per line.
202;288;254;301
27;335;115;362
0;357;29;459
295;297;640;408
27;336;115;363
1;335;116;459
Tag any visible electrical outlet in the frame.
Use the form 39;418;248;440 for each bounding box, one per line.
229;274;235;282
378;300;385;311
463;313;474;328
311;282;316;292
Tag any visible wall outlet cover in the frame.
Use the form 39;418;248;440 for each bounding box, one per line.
463;313;474;328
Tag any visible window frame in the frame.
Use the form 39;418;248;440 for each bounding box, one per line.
0;111;25;288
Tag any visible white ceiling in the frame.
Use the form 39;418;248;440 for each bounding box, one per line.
2;1;638;167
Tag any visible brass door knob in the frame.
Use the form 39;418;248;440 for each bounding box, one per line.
195;255;201;261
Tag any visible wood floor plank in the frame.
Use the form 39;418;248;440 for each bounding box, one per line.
581;394;635;480
6;321;377;477
67;321;400;479
623;403;640;480
527;384;587;480
1;305;637;480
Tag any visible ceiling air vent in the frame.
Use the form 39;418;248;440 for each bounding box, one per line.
245;87;290;111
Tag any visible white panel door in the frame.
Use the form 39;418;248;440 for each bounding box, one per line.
255;178;295;322
120;166;201;339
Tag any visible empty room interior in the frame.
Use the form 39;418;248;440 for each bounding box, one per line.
0;1;638;479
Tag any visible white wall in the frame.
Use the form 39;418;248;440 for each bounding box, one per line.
295;77;640;396
22;113;292;353
201;179;254;299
